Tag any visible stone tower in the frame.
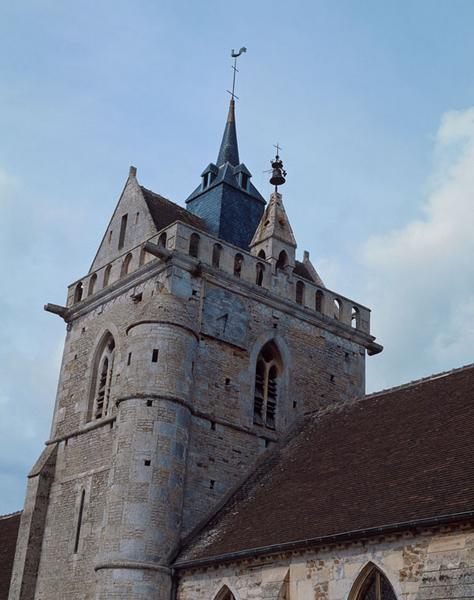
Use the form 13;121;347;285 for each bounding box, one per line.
9;98;382;600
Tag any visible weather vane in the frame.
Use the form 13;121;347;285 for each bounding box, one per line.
227;47;247;101
269;144;287;193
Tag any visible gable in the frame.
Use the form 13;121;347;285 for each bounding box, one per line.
89;169;208;273
89;169;158;272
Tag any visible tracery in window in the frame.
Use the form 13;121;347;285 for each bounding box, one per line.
254;341;281;429
91;334;116;420
350;564;397;600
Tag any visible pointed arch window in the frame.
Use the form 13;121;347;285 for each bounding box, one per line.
91;334;116;420
254;341;281;429
214;585;235;600
349;564;397;600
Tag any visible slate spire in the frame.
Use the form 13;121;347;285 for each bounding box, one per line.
216;99;240;167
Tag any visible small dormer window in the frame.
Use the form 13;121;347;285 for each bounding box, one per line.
240;173;249;190
202;171;216;190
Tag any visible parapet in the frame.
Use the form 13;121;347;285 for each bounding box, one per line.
64;221;381;354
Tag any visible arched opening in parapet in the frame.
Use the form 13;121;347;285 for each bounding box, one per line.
139;244;147;266
89;332;116;421
121;253;133;277
258;249;266;259
315;289;324;313
158;231;167;248
256;262;265;286
234;253;243;277
352;306;361;329
214;585;236;600
103;264;112;287
212;243;223;268
74;282;84;304
189;233;200;258
276;250;288;270
87;273;97;297
253;341;282;430
334;297;343;321
295;280;305;305
348;563;397;600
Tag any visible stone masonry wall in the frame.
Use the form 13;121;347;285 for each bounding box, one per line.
13;240;367;599
176;526;474;600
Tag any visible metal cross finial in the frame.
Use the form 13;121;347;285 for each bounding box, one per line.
227;47;247;101
273;143;282;158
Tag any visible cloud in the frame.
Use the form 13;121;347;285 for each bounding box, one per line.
362;106;474;391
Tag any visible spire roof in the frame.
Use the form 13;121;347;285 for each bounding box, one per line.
216;99;240;167
250;192;296;248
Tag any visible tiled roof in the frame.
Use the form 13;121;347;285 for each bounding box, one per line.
0;512;21;599
176;364;474;565
141;186;208;233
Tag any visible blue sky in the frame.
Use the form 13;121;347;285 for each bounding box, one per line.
2;0;474;513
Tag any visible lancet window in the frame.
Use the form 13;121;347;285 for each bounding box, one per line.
214;585;235;600
350;565;397;600
91;334;116;420
254;341;281;429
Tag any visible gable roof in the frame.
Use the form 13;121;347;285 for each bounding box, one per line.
0;511;21;599
140;186;208;232
176;364;474;567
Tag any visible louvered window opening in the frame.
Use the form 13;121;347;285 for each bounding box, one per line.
93;338;115;419
253;344;280;429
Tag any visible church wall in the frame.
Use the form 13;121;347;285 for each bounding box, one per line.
176;525;474;600
90;172;157;273
181;275;365;534
14;224;370;599
32;429;113;600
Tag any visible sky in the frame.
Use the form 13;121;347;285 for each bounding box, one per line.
1;0;474;514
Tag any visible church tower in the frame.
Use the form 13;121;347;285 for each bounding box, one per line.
9;77;382;600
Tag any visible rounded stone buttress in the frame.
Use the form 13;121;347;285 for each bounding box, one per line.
95;291;198;600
